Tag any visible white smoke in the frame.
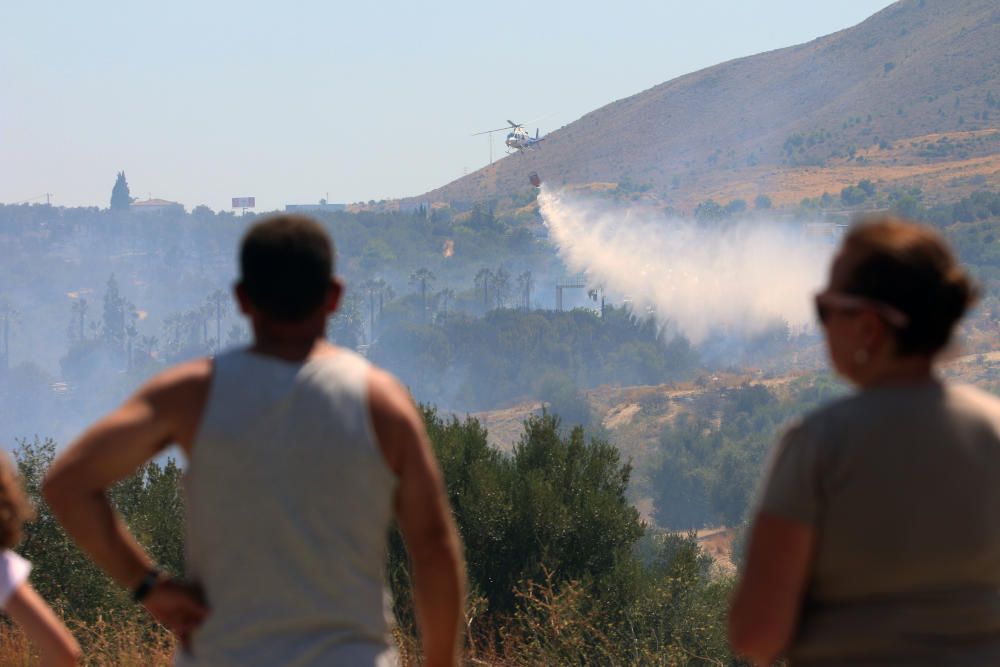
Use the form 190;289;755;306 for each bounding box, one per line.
537;186;834;343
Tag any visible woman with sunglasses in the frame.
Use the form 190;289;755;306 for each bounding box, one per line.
729;216;998;666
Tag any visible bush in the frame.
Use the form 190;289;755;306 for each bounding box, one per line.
840;184;867;206
391;410;644;630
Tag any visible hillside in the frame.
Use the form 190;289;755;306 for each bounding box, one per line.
471;347;1000;530
407;0;1000;210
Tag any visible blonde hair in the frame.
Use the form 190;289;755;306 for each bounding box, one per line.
0;453;34;549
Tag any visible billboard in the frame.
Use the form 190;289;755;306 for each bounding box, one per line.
232;197;256;208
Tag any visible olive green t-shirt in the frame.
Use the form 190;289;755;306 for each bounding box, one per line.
760;381;1000;666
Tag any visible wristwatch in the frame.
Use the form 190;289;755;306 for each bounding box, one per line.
132;567;163;602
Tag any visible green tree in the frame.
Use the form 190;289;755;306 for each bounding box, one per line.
390;410;644;635
101;274;128;350
694;199;724;221
13;438;185;624
840;184;867;206
725;199;747;216
328;292;365;348
652;414;716;529
110;171;132;211
537;371;591;430
435;288;455;319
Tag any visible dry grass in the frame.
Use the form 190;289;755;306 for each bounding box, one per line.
1;589;729;667
672;130;1000;210
0;622;33;666
468;401;544;452
0;616;173;666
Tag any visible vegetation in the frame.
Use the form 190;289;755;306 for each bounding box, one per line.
3;177;1000;662
109;172;132;211
15;438;183;625
651;377;844;530
7;413;739;666
371;306;699;411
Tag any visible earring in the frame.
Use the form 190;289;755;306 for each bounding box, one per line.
854;348;869;365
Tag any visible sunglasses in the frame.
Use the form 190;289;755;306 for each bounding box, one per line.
814;291;909;328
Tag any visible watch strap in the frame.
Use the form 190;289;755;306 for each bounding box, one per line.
132;568;162;602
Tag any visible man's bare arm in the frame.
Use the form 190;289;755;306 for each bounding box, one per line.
369;369;466;667
42;359;210;640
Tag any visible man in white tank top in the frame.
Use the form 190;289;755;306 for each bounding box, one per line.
43;215;466;666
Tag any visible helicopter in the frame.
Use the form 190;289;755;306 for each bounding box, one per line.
473;120;545;154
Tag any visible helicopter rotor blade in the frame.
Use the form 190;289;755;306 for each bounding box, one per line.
472;126;513;136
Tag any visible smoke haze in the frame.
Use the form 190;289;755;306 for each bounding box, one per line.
537;186;835;342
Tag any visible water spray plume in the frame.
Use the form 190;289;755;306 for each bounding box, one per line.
536;185;834;343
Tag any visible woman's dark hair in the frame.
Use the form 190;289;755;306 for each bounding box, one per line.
239;215;335;322
840;216;978;356
0;453;34;549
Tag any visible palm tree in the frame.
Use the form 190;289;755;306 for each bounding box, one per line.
358;279;379;342
378;281;395;316
329;293;365;347
71;298;88;341
474;268;494;310
198;303;213;346
140;335;158;360
493;268;510;309
125;324;138;371
358;279;395;342
206;289;229;353
409;268;436;319
0;301;16;371
163;314;182;358
517;271;533;311
436;288;455;319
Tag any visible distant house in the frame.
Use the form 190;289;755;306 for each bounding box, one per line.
130;198;184;215
285;202;346;213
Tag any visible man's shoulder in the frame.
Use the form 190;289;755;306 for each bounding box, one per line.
145;357;213;395
138;358;214;422
366;366;414;422
365;366;423;477
140;358;215;450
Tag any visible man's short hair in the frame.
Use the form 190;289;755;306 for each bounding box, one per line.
239;215;335;322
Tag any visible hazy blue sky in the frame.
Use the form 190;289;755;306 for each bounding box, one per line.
2;1;893;212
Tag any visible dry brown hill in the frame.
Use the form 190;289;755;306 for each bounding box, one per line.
407;0;1000;210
